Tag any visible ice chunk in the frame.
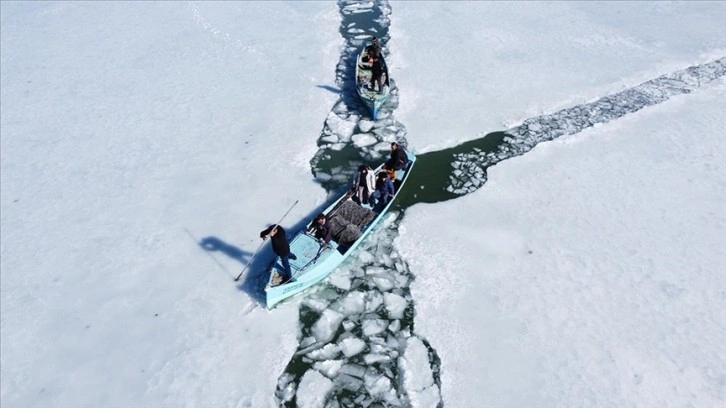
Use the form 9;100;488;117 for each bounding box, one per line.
314;359;344;378
339;363;367;378
335;373;364;392
326;111;356;141
334;291;366;316
365;292;384;313
306;343;341;361
362;319;388;336
339;337;366;357
358;250;375;264
359;119;374;132
300;336;317;349
312;309;344;343
328;272;351;291
352;133;378;148
383;293;407;319
277;372;295;396
305;297;331;313
342;320;356;332
364;370;400;405
297;370;333;408
364;353;391;364
372;275;394;291
400;337;440;408
388;320;401;333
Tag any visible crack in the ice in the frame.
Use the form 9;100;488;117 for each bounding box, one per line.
446;58;726;195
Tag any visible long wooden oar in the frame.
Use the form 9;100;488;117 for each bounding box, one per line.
235;200;299;281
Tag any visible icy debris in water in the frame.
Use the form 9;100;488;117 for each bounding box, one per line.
343;320;355;332
388;319;401;333
364;353;391;364
347;28;365;34
339;337;366;357
349;265;365;278
380;253;394;267
382;212;398;227
326;111;356;141
400;337;440;408
328;273;351;291
277;372;296;402
383;293;407;319
321;134;338;144
334;291;366;316
312;309;344;344
393;271;409;287
335;373;364;391
352;133;378;148
372;141;390;151
314;359;344;379
300;336;317;349
340;363;367;378
330;143;346;151
358;250;375;263
307;343;341;361
366;291;384;313
365;266;385;275
304;297;330;313
316;172;332;182
362;318;388;336
297;370;333;408
359;119;374;132
364;371;398;404
372;276;394;291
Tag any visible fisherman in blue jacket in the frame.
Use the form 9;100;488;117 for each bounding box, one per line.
370;171;395;212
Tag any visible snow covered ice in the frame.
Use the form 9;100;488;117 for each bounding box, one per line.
2;1;726;407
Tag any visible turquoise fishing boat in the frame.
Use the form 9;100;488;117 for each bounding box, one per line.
355;42;390;120
265;152;415;308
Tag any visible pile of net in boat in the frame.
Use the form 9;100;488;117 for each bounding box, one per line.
328;200;376;245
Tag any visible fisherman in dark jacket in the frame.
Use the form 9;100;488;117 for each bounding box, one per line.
311;214;332;245
386;142;409;171
260;225;295;284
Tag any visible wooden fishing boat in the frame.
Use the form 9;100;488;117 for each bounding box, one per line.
265;152;416;308
355;42;390;120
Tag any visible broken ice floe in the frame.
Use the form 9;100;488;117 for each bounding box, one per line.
276;215;442;407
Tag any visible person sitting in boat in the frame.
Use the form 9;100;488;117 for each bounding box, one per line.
385;142;409;171
310;214;332;245
260;225;296;285
352;164;375;205
370;171;395;212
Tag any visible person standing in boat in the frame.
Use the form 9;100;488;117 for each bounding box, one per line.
370;171;395;212
365;37;382;59
260;225;295;284
386;142;409;171
352;164;375;205
370;56;385;92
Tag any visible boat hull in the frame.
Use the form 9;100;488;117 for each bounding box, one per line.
355;43;390;120
265;152;416;308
